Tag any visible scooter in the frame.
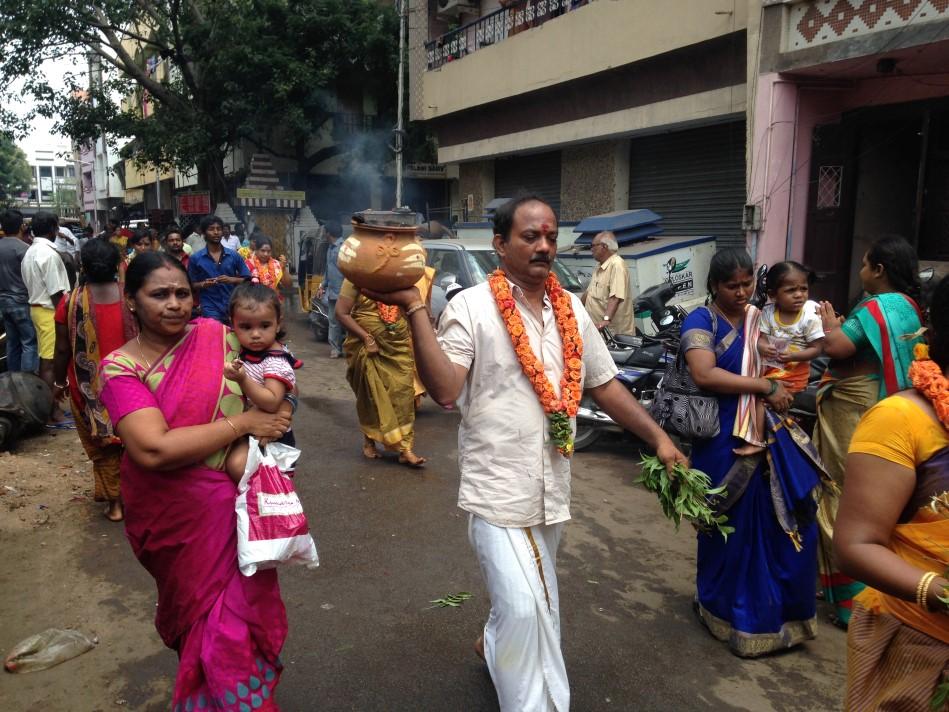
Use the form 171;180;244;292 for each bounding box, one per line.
574;282;685;451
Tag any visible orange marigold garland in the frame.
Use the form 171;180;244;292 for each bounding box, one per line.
377;302;401;327
488;269;583;457
910;343;949;431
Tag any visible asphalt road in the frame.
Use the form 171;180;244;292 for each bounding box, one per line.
9;307;846;711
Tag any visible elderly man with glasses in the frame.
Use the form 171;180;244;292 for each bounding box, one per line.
583;230;634;334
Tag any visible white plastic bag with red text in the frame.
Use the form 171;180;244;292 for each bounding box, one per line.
235;437;319;576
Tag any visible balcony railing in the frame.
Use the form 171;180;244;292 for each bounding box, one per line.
425;0;589;71
334;113;378;135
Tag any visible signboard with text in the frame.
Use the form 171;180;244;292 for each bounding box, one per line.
176;192;211;215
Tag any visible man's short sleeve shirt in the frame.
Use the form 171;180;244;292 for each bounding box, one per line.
187;247;251;321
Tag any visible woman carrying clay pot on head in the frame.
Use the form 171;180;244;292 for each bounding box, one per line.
335;279;427;467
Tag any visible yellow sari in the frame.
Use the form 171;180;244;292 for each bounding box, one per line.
845;395;949;710
341;280;417;451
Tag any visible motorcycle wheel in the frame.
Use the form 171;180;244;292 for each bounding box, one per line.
573;425;601;451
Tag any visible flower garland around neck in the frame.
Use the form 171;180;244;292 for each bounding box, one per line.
377;302;401;327
488;269;583;457
910;343;949;431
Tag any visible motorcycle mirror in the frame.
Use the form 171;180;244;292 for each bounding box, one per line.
660;313;675;327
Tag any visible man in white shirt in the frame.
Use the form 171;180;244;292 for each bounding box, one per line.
54;224;80;256
371;195;686;712
220;223;241;252
22;211;71;423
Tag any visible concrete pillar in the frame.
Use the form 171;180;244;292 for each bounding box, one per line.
458;160;494;221
559;140;630;221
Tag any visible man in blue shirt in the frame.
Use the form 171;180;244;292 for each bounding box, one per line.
187;215;251;323
316;220;344;358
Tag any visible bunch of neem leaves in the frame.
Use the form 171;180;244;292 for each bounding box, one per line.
636;455;735;540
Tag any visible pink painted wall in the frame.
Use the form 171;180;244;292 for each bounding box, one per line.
752;70;949;270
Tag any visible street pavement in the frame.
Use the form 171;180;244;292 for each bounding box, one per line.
14;307;846;711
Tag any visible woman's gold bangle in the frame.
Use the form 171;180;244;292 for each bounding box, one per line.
404;302;427;317
223;417;239;436
916;571;939;608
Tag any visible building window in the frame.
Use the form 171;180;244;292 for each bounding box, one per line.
55;166;66;178
816;165;843;209
66;166;76;178
39;166;53;178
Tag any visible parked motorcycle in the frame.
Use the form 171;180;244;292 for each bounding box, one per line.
574;282;684;451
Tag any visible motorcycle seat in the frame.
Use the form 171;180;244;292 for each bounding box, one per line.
612;334;642;347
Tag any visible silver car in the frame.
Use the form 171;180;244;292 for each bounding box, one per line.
422;238;584;322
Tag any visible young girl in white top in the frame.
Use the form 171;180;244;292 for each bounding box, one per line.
734;262;826;456
223;282;301;481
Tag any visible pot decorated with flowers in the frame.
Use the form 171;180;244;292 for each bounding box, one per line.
337;209;427;293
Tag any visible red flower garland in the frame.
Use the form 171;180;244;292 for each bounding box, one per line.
488;269;583;457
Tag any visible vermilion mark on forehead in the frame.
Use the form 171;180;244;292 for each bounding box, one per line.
541;223;550;232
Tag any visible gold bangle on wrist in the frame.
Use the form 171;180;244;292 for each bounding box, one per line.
404;302;427;317
223;417;239;436
916;571;939;608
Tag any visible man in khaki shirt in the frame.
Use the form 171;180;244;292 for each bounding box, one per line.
368;196;686;712
582;230;635;334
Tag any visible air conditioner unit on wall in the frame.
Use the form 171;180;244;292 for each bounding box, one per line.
437;0;478;18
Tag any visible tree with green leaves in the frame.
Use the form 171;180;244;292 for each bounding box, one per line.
0;0;399;204
0;134;32;207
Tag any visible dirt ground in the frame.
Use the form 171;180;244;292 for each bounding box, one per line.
0;426;173;710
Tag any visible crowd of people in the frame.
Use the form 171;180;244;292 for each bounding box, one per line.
2;194;948;711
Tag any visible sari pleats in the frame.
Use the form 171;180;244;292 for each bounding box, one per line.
344;295;417;451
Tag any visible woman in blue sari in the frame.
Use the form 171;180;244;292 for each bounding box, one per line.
683;249;829;657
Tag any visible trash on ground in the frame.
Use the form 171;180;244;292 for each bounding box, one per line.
4;628;97;673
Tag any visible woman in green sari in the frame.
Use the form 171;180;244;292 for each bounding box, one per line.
336;279;427;467
814;235;924;627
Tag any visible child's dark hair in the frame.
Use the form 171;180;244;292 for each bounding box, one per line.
765;261;816;293
228;282;286;341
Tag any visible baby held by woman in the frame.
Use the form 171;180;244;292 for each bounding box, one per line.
223;282;302;480
734;262;828;456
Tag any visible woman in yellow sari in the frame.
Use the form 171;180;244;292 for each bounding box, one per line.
834;275;949;710
335;279;426;467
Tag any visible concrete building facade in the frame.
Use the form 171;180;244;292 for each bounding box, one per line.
410;0;750;247
749;0;949;307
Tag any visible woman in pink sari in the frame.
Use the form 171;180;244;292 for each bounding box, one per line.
99;252;292;711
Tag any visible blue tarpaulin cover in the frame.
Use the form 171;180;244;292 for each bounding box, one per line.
572;209;664;245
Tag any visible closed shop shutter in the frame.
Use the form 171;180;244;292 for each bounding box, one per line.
495;151;562;215
629;121;746;249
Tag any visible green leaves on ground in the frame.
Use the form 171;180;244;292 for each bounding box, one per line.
636;455;735;540
429;592;473;609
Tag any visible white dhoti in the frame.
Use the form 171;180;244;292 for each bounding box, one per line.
469;514;569;712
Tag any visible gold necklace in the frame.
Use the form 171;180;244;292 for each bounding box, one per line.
136;334;153;371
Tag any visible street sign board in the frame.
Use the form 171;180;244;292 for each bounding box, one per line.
176;192;211;215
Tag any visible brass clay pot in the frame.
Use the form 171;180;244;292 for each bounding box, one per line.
337;221;426;293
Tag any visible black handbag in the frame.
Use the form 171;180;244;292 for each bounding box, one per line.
651;307;722;440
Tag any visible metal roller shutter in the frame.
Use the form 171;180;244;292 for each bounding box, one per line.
629;121;746;248
494;151;562;215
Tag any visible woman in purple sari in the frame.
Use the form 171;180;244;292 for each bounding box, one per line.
99;252;292;711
